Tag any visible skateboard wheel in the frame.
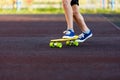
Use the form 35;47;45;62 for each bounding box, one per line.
66;41;70;46
66;41;72;46
49;42;54;48
56;42;62;48
73;41;79;46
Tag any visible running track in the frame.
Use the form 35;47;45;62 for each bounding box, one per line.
0;14;120;80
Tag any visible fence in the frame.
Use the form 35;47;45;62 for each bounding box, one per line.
0;0;120;10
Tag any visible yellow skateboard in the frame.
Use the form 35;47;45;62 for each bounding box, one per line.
49;35;79;48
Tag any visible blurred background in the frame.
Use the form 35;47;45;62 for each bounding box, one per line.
0;0;120;14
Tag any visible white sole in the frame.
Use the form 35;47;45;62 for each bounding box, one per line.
76;34;93;43
62;36;75;39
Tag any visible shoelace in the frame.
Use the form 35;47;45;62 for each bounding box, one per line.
78;33;84;39
63;30;70;35
63;30;67;34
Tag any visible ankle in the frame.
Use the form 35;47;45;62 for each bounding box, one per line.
67;28;74;32
83;29;91;34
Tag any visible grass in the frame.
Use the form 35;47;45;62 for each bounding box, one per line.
0;8;120;14
0;8;63;14
80;8;120;14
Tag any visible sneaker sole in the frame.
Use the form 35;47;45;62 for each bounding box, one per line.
76;34;93;43
62;36;75;39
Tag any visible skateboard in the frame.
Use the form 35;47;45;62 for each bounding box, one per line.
49;35;79;48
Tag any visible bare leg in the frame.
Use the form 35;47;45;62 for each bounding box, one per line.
72;5;90;33
62;0;73;30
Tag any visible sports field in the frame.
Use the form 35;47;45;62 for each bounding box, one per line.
0;14;120;80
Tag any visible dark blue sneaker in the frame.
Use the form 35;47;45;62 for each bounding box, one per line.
62;29;75;38
76;31;93;42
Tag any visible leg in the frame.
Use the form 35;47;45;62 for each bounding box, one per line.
62;0;73;30
72;4;93;42
72;5;90;33
62;0;75;38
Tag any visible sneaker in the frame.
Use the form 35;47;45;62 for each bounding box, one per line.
76;31;93;42
62;29;75;38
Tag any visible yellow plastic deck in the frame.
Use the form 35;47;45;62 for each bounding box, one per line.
51;35;78;42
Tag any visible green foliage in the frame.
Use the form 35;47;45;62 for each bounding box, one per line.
80;8;120;14
0;8;63;14
0;8;120;14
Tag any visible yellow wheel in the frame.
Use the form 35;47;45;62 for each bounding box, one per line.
66;41;70;46
73;41;79;46
66;41;72;46
56;42;62;48
49;42;54;48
